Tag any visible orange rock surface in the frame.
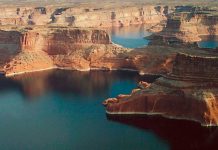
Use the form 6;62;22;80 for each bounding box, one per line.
104;53;218;126
0;2;217;126
0;5;167;28
151;12;218;43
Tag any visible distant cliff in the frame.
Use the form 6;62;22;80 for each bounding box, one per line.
0;5;168;27
152;12;218;43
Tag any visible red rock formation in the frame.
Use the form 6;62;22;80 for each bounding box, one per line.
72;6;167;28
0;30;21;68
1;27;131;75
154;13;218;43
0;5;168;28
2;26;215;76
21;32;43;51
172;53;218;78
1;25;216;77
104;53;218;126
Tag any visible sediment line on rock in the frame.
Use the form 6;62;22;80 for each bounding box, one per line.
104;53;218;126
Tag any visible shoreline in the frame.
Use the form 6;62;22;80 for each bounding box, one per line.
4;67;146;77
4;66;166;78
106;111;216;127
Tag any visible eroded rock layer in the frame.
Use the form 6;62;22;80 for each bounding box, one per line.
104;53;218;126
0;5;167;28
154;14;218;43
1;24;217;77
0;27;128;76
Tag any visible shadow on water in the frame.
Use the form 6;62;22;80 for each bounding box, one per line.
108;115;218;150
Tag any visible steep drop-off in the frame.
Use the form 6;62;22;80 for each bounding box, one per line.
149;11;218;44
0;5;168;28
1;27;126;76
104;53;218;126
1;25;217;77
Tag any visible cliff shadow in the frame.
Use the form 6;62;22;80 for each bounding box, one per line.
107;115;218;150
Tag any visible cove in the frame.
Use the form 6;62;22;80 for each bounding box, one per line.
0;70;169;150
108;25;152;48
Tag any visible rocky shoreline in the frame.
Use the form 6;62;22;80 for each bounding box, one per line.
104;53;218;126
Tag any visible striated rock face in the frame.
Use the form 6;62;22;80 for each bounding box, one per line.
104;53;218;126
172;53;218;78
20;28;111;51
2;23;192;76
0;30;21;68
21;31;45;51
1;25;216;77
0;4;217;77
0;27;118;75
153;12;218;43
72;6;167;28
0;5;167;28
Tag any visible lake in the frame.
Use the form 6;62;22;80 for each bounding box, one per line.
0;70;217;150
108;25;152;48
109;25;218;50
0;70;169;150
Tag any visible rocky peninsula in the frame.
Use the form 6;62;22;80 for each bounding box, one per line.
104;53;218;126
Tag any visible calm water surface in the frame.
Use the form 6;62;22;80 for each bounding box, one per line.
197;36;218;49
0;70;168;150
109;25;152;48
109;25;218;49
0;70;217;150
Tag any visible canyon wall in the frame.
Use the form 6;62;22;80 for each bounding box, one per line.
1;27;135;76
20;28;111;52
0;30;21;68
1;24;186;76
172;53;218;78
104;53;218;126
0;5;168;27
72;6;167;27
153;12;218;43
1;26;215;76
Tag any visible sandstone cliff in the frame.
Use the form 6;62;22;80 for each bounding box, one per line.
151;10;218;43
0;5;168;28
1;25;216;77
104;53;218;126
0;4;217;77
1;27;120;76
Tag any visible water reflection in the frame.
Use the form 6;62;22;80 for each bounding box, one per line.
7;70;158;99
108;25;152;48
108;115;218;150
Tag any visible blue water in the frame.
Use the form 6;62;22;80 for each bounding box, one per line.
0;70;169;150
109;25;152;48
197;36;218;49
198;40;218;49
